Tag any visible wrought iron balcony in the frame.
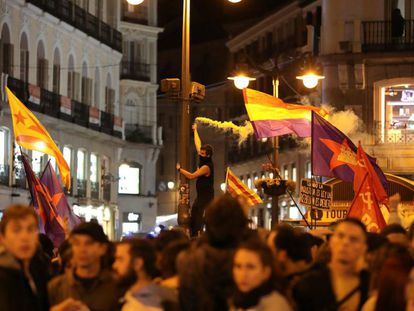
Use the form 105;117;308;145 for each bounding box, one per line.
26;0;122;52
103;183;111;202
91;181;100;200
0;165;9;186
373;121;414;144
77;179;86;198
120;61;151;81
7;77;123;139
362;20;414;52
125;124;153;143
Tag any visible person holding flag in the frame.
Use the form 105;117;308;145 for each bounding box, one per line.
176;123;214;237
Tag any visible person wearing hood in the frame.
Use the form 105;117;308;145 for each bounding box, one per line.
0;204;49;311
176;123;214;237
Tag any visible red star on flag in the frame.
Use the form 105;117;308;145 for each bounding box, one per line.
14;111;27;125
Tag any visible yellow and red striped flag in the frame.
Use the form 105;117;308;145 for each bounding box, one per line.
7;87;71;190
226;167;262;207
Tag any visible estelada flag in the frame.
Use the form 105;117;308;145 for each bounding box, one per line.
7;87;71;190
348;174;387;233
243;88;328;138
41;160;81;230
226;167;262;207
21;154;66;246
311;112;388;192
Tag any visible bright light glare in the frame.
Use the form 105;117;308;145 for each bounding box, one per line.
296;72;324;89
228;0;242;2
220;183;226;192
167;181;175;190
35;141;46;150
228;75;256;89
126;0;144;5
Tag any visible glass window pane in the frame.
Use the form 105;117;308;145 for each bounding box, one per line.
77;150;85;180
118;164;139;194
32;150;43;174
63;147;72;169
90;154;98;182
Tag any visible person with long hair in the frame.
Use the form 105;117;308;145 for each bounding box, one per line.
230;238;292;311
374;249;414;311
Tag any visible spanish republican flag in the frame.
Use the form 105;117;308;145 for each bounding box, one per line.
6;87;71;190
243;88;328;138
226;167;262;207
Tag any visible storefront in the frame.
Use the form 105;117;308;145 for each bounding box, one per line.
121;211;142;236
72;204;116;239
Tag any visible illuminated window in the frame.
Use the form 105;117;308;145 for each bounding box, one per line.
247;176;252;189
291;164;297;182
63;146;72;170
283;165;289;180
305;161;311;179
77;150;86;180
118;163;140;194
90;153;98;182
32;150;44;174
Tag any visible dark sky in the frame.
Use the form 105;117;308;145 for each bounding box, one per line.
158;0;290;50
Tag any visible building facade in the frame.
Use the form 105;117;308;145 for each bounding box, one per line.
226;0;414;228
0;0;162;239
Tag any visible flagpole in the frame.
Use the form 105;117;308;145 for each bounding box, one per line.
225;167;229;193
310;112;316;230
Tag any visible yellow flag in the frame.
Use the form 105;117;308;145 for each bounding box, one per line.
6;87;71;190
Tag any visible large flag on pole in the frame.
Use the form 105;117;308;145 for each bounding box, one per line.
21;155;66;246
226;167;262;207
40;161;80;230
243;88;328;138
7;87;71;190
311;111;388;192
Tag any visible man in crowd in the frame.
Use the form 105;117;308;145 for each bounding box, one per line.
112;238;178;310
48;222;120;311
177;123;214;237
293;218;370;311
0;204;49;311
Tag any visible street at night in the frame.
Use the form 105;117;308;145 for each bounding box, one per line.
1;0;414;310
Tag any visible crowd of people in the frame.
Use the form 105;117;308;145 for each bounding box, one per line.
1;194;414;311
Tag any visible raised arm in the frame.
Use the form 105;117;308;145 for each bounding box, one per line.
176;163;210;180
193;123;201;154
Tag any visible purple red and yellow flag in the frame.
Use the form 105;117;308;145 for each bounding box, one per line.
41;161;81;230
21;155;66;247
7;87;71;190
311;112;388;192
226;167;262;207
243;88;328;138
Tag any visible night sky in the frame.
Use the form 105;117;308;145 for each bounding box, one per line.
158;0;291;50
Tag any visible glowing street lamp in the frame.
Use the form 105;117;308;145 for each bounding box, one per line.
296;72;324;89
228;74;256;90
228;0;242;2
126;0;145;4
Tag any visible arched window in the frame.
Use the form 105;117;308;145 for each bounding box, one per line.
105;73;115;114
0;127;10;185
94;67;100;107
67;55;80;100
81;62;92;105
1;24;13;76
37;41;48;89
52;48;60;94
20;33;29;82
76;149;87;197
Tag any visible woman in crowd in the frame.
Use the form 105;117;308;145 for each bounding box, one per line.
230;238;292;311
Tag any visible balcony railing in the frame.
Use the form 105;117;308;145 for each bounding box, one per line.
373;121;414;144
103;183;111;202
91;181;99;199
77;179;86;198
362;20;414;52
120;61;151;81
26;0;122;52
125;124;153;143
13;166;27;189
7;77;123;139
0;165;9;186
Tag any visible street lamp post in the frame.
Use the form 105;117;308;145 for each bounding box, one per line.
177;0;191;230
271;77;279;227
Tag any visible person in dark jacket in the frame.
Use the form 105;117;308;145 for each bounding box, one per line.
0;204;49;311
176;123;214;237
177;194;250;311
293;218;369;311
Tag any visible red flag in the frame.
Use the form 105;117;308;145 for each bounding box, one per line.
348;143;387;233
355;143;388;204
348;174;386;232
21;155;66;246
